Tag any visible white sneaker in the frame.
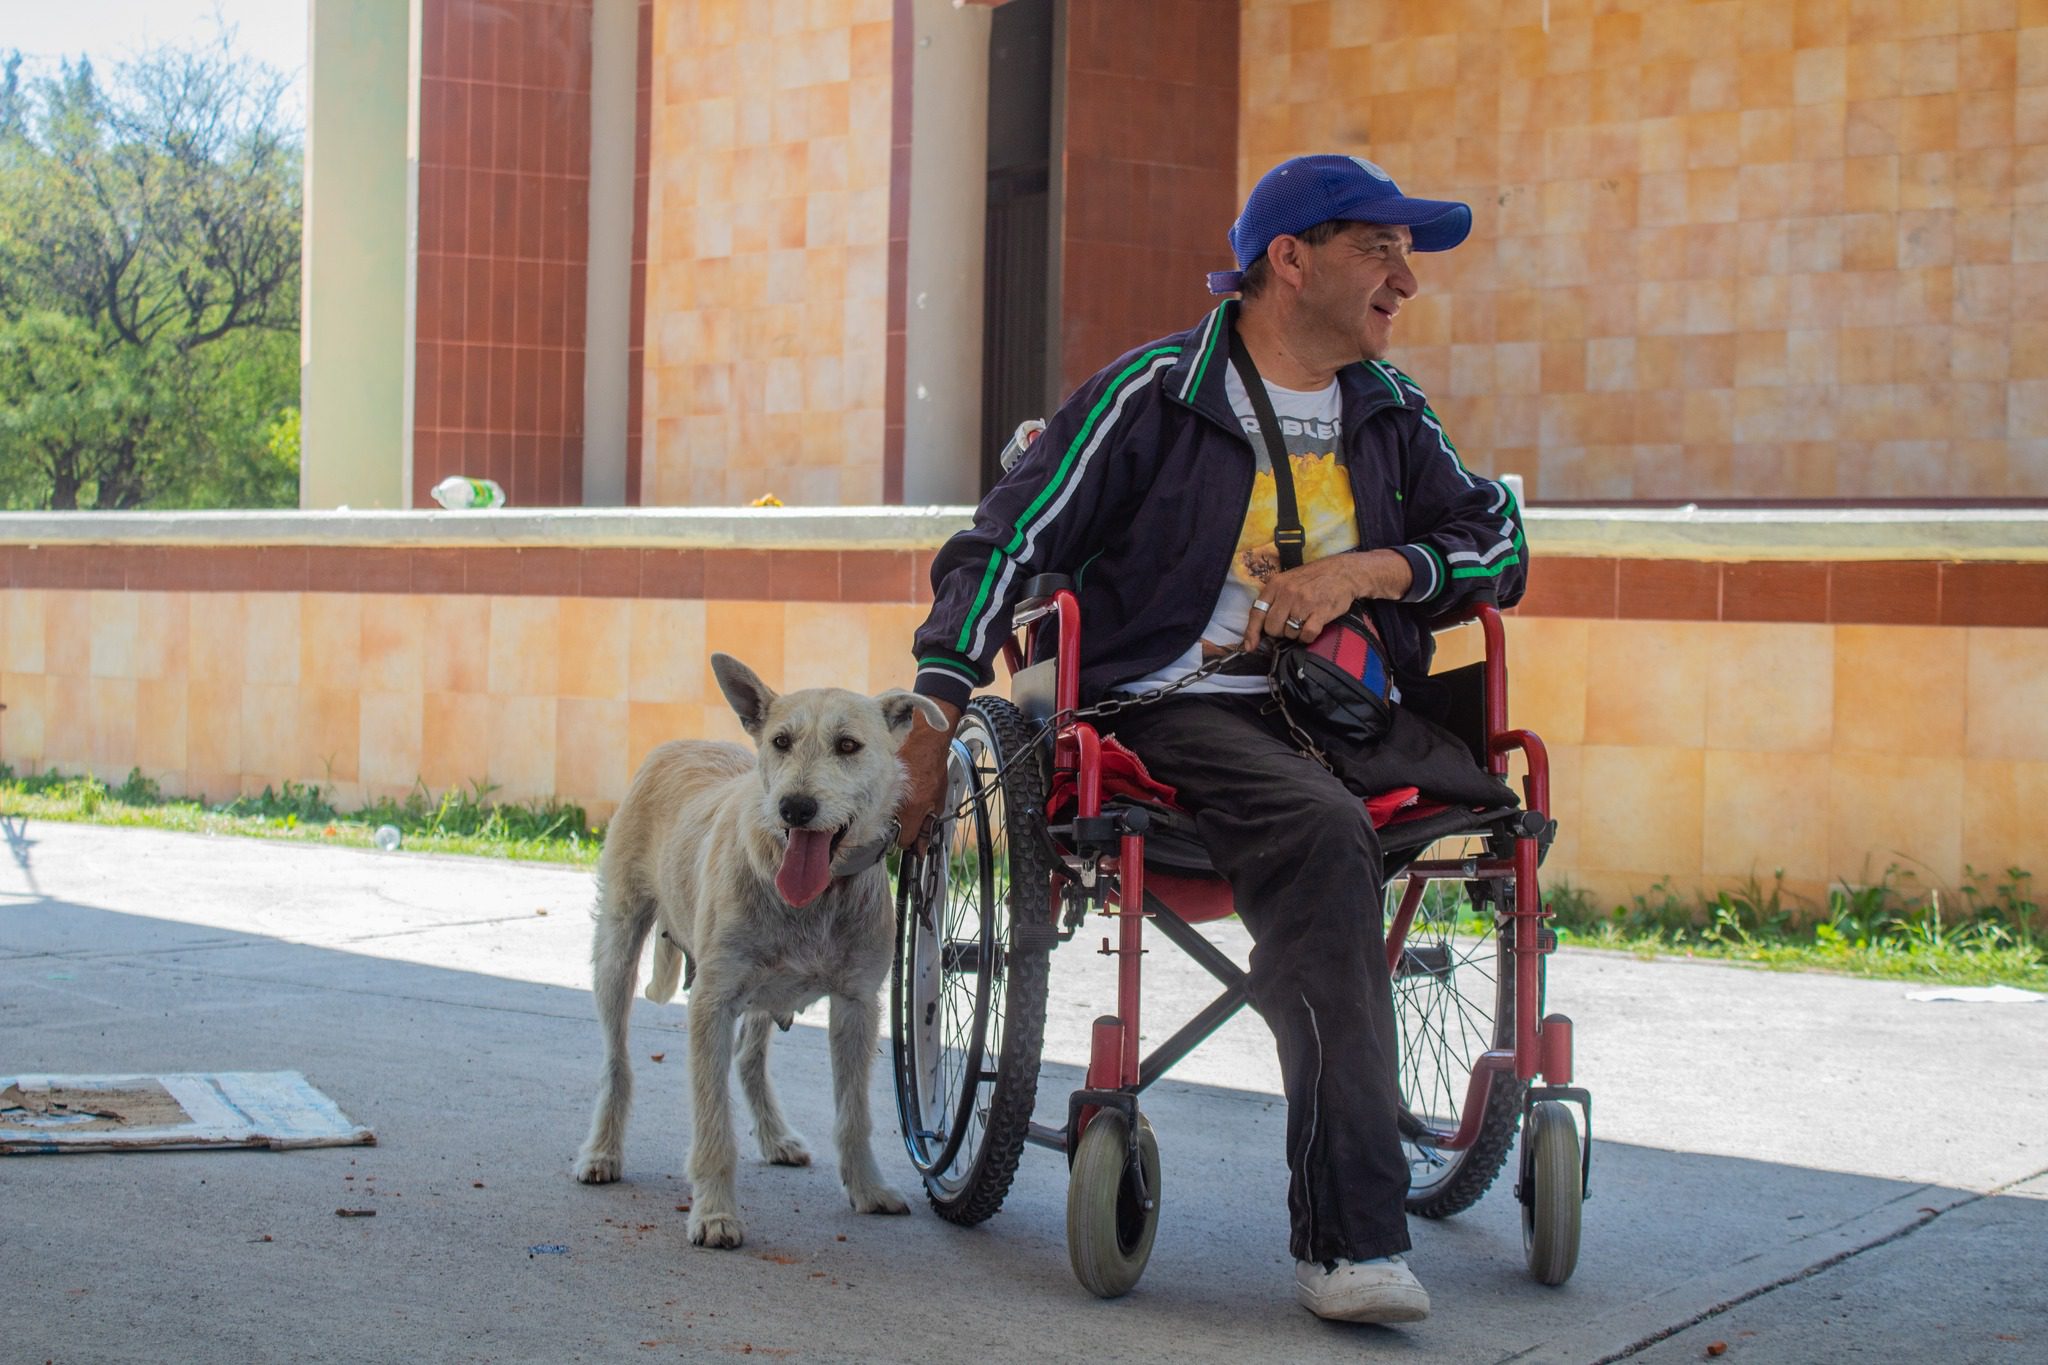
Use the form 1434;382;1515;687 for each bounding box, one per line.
1294;1253;1431;1324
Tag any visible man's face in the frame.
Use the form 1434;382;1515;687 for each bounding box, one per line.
1292;223;1417;362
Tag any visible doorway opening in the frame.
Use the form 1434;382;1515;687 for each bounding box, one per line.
979;0;1056;493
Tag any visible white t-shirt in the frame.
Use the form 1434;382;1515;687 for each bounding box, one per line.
1118;367;1357;697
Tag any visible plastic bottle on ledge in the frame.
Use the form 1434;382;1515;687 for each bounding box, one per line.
430;475;507;510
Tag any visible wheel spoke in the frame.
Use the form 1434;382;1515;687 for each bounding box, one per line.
1387;855;1523;1206
889;701;1054;1222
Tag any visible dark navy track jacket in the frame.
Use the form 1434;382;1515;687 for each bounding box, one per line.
911;300;1528;713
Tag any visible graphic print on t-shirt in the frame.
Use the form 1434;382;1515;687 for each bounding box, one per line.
1225;367;1358;596
1114;368;1359;698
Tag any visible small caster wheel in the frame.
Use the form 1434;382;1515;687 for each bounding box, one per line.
1522;1100;1583;1286
1066;1109;1160;1298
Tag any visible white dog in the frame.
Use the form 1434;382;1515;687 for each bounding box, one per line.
572;652;945;1249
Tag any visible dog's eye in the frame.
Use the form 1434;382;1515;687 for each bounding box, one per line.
836;737;862;756
772;733;792;751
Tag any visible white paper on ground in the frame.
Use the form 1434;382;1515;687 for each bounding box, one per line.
1903;985;2046;1005
0;1071;374;1154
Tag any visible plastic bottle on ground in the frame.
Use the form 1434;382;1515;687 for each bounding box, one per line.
430;475;507;510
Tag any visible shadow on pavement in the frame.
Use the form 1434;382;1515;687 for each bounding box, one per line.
4;897;2040;1365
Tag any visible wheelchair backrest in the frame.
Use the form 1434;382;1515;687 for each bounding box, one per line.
1403;661;1490;771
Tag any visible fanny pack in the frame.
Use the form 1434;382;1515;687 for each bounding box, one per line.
1229;327;1396;748
1271;608;1394;746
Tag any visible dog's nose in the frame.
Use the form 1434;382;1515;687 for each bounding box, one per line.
779;795;819;828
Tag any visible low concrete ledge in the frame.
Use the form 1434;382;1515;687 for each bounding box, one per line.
0;505;2044;561
1524;505;2048;561
0;507;980;551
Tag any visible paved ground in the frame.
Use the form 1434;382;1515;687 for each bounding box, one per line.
3;821;2043;1363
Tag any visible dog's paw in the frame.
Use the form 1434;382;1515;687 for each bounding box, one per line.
760;1131;812;1167
688;1207;746;1249
848;1182;910;1216
572;1149;623;1184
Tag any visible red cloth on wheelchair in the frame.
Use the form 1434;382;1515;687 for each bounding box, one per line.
1366;786;1428;825
1050;736;1430;831
1044;737;1180;811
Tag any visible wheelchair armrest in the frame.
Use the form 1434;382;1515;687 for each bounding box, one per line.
1427;598;1498;636
1007;575;1082;717
1011;574;1076;630
1428;601;1506;650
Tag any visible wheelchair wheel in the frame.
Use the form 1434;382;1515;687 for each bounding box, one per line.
891;697;1054;1226
1390;860;1531;1219
1522;1100;1583;1285
1066;1110;1160;1299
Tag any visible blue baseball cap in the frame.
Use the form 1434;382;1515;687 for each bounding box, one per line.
1208;154;1472;294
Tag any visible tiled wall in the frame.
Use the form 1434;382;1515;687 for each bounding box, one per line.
641;0;896;506
1059;0;1242;391
415;0;594;508
0;550;930;823
5;542;2043;907
1494;554;2048;905
1498;613;2048;909
1241;0;2048;501
627;0;653;504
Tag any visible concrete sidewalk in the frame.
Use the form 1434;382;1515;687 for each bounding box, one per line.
2;821;2042;1363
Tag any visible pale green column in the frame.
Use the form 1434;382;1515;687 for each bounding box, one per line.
903;0;993;506
583;0;637;507
300;0;417;509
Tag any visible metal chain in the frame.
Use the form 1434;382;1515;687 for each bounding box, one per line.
1265;678;1338;775
1063;645;1258;721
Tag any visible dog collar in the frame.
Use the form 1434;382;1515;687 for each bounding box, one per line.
829;819;900;880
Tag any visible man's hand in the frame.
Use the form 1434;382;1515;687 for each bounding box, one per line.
1241;548;1412;652
895;697;963;850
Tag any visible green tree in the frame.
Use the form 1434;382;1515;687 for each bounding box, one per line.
0;37;300;509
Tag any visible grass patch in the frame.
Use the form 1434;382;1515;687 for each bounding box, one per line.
0;766;602;866
8;766;2044;990
1542;867;2046;991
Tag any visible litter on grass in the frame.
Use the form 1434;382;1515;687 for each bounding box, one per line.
1903;985;2045;1005
0;1072;374;1154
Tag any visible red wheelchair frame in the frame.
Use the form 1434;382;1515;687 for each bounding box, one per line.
892;574;1591;1297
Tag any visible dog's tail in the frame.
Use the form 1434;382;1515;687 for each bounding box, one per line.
646;932;685;1004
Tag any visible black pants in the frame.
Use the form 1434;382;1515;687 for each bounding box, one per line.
1106;692;1413;1264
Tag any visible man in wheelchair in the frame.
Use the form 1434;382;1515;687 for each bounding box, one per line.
899;155;1527;1325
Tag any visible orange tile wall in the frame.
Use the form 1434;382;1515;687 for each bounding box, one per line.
11;566;2044;908
1058;0;1243;392
8;533;2048;904
415;0;594;508
642;0;896;507
3;580;929;826
1241;0;2048;501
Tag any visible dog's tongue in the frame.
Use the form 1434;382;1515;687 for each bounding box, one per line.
776;828;836;907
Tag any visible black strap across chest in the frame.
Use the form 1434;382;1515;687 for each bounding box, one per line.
1227;327;1306;572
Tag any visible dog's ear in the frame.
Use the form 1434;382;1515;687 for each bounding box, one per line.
876;690;948;742
712;653;777;735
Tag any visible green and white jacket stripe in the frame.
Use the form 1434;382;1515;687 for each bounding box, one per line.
911;302;1527;711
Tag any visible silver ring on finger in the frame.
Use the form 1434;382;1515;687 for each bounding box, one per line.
1285;617;1305;632
1252;599;1273;613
